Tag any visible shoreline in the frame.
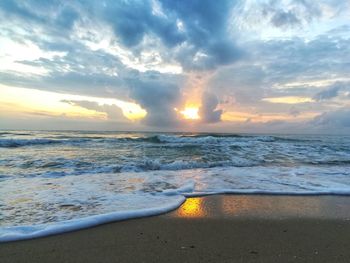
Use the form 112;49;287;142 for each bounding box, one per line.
1;195;350;262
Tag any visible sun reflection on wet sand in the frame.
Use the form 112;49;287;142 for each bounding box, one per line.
175;197;207;218
221;196;263;216
171;195;350;219
221;196;326;217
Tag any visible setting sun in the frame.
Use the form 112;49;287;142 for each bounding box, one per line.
180;107;200;120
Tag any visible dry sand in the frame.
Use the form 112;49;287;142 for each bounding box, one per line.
1;195;350;262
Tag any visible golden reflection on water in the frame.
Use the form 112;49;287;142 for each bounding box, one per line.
175;198;207;218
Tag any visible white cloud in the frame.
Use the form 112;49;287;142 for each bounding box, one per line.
0;36;66;75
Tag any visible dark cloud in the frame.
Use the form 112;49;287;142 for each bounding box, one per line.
88;1;185;47
312;109;350;128
313;82;349;101
84;0;242;70
260;0;322;28
0;70;126;99
0;0;43;22
161;0;242;70
258;0;350;30
55;7;79;29
199;92;223;123
0;0;79;30
270;10;301;27
175;40;242;71
128;79;182;126
0;42;130;98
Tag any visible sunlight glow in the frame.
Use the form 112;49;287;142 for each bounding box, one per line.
222;111;319;123
179;107;200;120
0;85;147;121
262;96;314;104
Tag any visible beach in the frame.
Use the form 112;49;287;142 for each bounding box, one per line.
1;195;350;263
1;0;350;261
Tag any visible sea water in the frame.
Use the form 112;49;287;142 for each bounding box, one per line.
1;131;350;241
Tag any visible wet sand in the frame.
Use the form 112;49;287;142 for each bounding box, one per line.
1;195;350;262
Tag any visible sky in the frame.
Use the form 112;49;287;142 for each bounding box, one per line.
0;0;350;133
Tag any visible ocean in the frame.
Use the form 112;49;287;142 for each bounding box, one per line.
1;130;350;241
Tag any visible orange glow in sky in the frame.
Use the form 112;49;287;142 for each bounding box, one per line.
0;85;147;121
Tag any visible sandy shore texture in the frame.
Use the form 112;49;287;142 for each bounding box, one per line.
1;195;350;262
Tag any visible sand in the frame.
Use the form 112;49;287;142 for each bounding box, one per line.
1;195;350;262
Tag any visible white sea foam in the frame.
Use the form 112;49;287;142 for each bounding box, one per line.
1;165;350;242
0;195;185;242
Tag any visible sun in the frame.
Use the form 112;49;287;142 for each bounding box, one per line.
180;107;200;120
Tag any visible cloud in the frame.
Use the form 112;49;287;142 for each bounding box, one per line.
237;0;350;34
199;92;223;123
161;0;242;70
61;100;126;121
90;1;185;48
312;108;350;128
289;106;301;117
313;82;349;101
85;0;243;71
259;0;322;28
0;114;136;131
209;32;350;116
270;10;301;27
127;78;182;126
0;0;79;31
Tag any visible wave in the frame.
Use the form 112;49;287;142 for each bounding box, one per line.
0;138;93;148
304;160;350;166
131;134;268;144
14;159;258;179
271;137;321;143
53;135;108;140
0;132;32;136
89;159;259;175
0;135;239;148
26;156;350;178
130;134;317;144
0;133;319;148
0;138;62;148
